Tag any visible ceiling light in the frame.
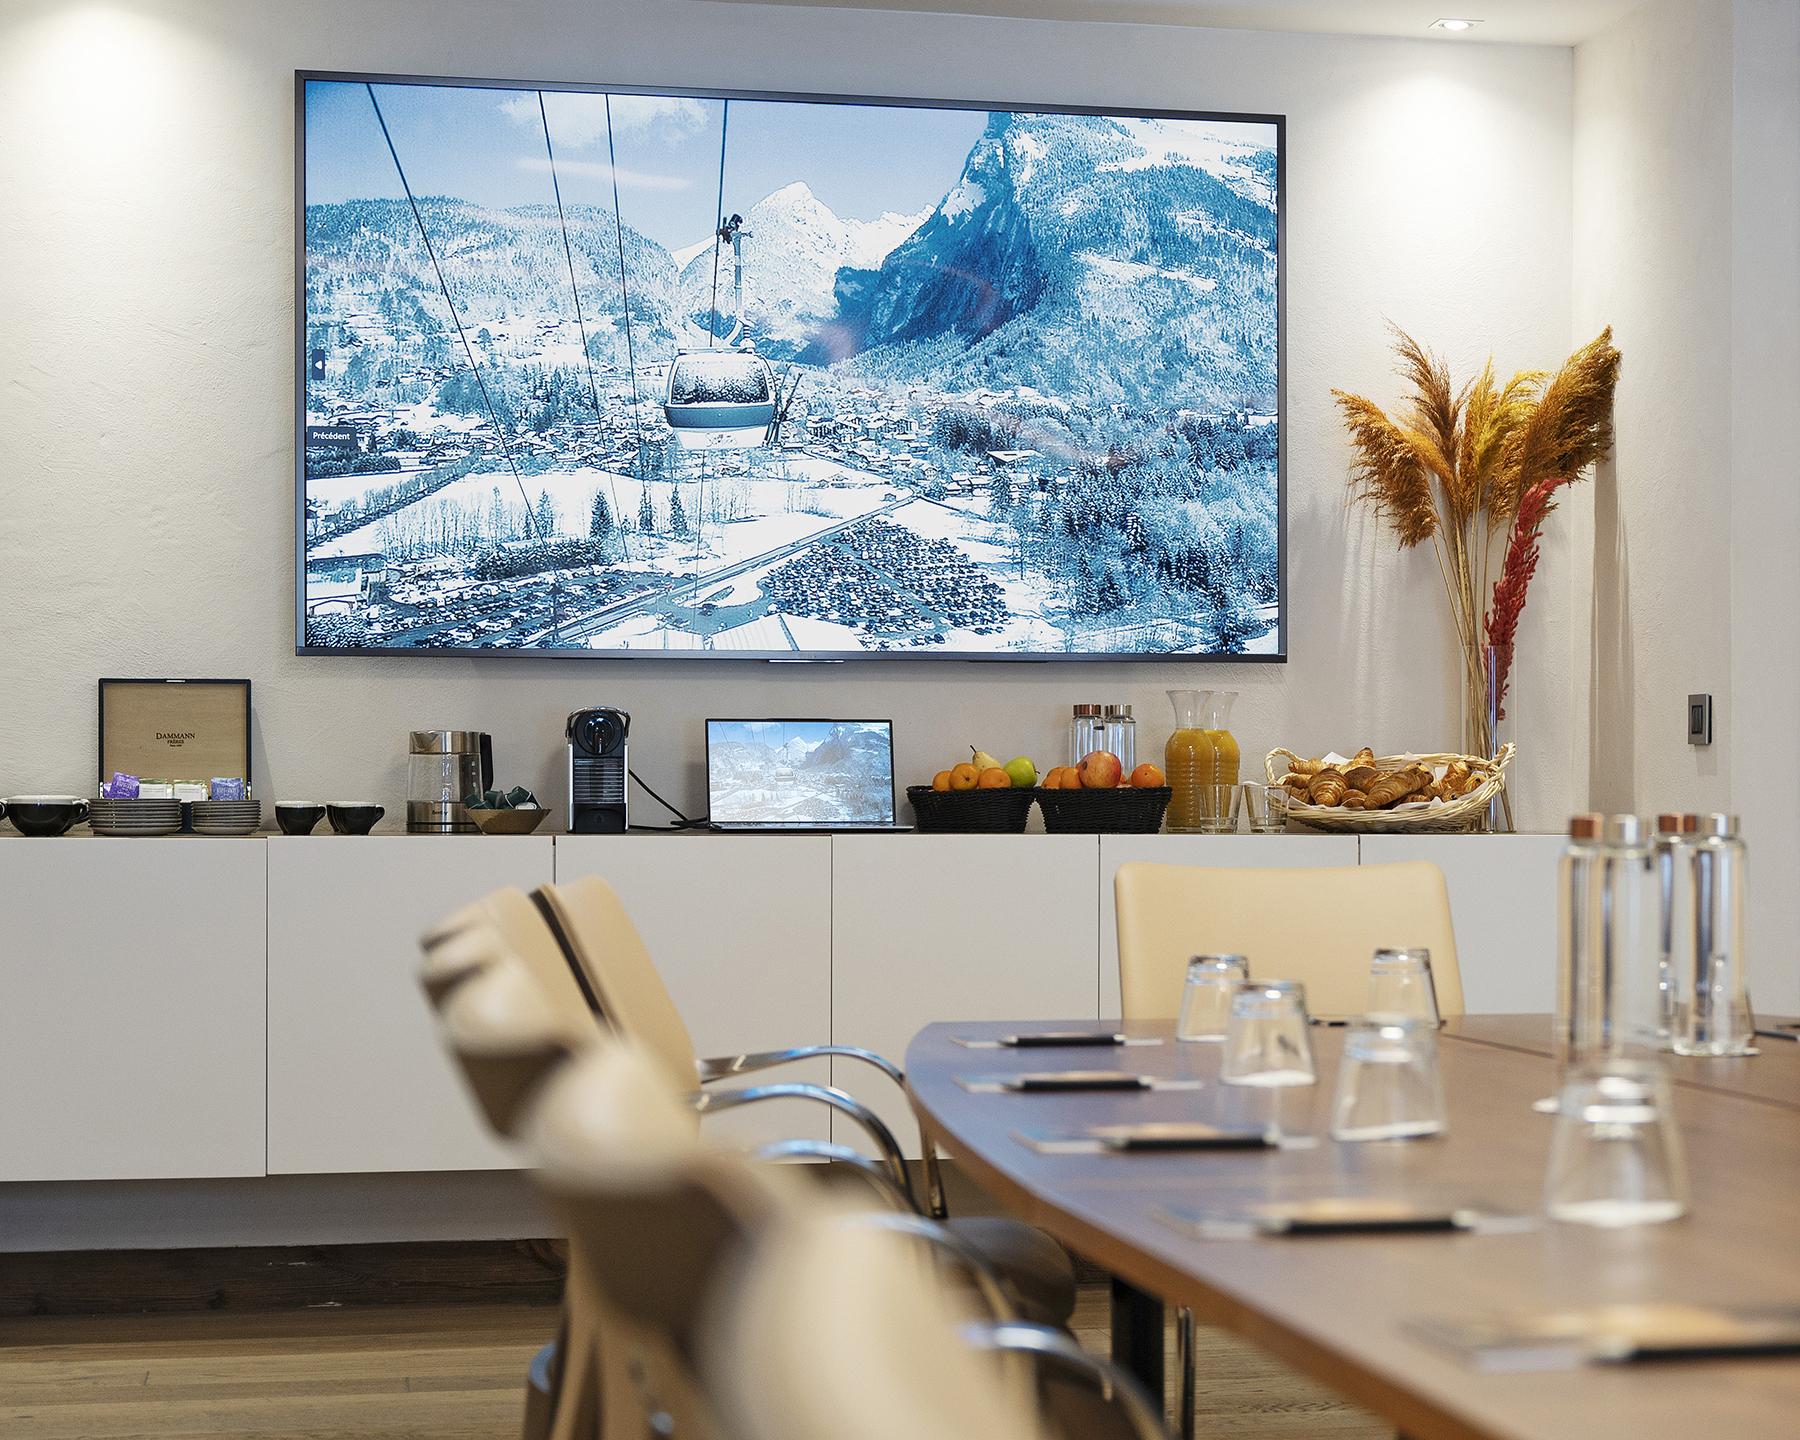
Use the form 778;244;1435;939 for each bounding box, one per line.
1431;18;1481;32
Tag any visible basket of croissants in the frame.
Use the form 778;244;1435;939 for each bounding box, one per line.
1265;743;1516;834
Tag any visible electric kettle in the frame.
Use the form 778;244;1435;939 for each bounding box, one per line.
407;730;494;834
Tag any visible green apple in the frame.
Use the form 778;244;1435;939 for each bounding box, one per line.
1003;755;1038;789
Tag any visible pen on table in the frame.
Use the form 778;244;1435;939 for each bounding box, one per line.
1753;1028;1799;1043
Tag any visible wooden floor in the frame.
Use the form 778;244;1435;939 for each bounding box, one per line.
0;1289;1388;1440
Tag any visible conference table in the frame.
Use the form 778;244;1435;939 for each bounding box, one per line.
904;1015;1800;1440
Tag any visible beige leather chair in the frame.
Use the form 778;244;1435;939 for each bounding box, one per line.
528;1039;1165;1440
1114;860;1463;1021
535;875;1078;1327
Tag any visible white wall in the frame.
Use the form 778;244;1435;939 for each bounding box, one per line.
1573;0;1800;1007
0;0;1576;825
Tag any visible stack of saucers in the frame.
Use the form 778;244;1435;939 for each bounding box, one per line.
89;796;183;837
191;799;263;836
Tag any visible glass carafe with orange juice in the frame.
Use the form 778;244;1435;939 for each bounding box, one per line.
1165;690;1240;833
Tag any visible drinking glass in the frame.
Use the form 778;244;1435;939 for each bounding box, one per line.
1544;1061;1688;1227
1177;955;1249;1042
1196;783;1240;834
1240;784;1285;834
1366;949;1442;1026
1220;980;1316;1087
1330;1015;1447;1141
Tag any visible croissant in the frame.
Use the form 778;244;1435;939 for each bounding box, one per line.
1352;747;1376;766
1308;771;1349;807
1286;756;1325;777
1365;767;1429;809
1279;772;1312;795
1343;765;1379;793
1340;792;1368;810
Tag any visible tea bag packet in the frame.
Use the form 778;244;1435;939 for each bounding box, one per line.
209;777;248;801
101;772;141;800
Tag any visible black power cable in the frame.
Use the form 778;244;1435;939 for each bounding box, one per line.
627;767;710;831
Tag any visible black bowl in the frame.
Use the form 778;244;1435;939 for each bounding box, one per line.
275;802;327;836
326;802;384;836
5;795;90;838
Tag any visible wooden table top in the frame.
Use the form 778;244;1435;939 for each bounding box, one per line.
1445;1014;1800;1112
905;1018;1800;1440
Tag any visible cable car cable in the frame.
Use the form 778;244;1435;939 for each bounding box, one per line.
363;84;544;546
537;90;631;563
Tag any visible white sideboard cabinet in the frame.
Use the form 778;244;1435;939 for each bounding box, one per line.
831;834;1102;1155
555;834;833;1149
0;829;1572;1191
266;835;554;1175
0;838;266;1182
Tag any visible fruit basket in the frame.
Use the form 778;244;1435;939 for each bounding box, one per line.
906;785;1037;834
1036;786;1172;835
1266;744;1515;835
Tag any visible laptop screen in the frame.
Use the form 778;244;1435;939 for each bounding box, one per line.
706;720;896;828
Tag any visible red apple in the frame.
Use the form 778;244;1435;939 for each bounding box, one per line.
1078;750;1124;789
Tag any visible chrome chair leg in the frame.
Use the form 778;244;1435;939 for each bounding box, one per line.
1176;1306;1196;1437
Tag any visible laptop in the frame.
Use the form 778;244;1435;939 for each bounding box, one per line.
706;719;910;832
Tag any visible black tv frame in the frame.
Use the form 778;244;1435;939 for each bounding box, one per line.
294;70;1286;664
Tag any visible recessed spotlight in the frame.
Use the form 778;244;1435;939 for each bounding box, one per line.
1431;18;1481;31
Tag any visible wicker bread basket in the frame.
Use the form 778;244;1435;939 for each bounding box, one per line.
1265;744;1515;834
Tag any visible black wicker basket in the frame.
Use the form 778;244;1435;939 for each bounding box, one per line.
905;784;1038;834
1036;786;1172;834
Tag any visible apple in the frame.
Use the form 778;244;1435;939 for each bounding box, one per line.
1079;750;1124;789
1003;756;1038;789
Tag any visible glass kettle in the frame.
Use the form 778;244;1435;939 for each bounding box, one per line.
408;730;494;834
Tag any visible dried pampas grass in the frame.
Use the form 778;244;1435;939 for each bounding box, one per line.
1332;326;1621;827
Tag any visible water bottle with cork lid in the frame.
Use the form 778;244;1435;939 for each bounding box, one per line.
1673;813;1753;1056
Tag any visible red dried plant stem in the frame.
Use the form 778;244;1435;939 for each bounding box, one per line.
1483;477;1564;722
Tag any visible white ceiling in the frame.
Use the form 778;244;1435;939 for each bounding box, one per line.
685;0;1646;46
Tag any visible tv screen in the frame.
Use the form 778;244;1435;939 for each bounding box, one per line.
297;74;1283;660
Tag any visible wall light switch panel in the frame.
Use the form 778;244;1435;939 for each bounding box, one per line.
1687;693;1713;746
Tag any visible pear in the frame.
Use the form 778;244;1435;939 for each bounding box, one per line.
970;746;1003;774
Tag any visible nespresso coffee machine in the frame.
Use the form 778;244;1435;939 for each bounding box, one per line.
408;729;493;833
567;708;628;833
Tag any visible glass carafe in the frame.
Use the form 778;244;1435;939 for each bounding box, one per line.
1165;690;1239;834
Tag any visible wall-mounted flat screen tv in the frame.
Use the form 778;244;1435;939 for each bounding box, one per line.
297;73;1283;659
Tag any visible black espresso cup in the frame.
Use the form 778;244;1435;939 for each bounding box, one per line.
326;802;384;836
275;802;327;836
4;796;90;837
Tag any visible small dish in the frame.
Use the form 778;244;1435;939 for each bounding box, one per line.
326;802;384;836
275;802;327;836
470;806;550;835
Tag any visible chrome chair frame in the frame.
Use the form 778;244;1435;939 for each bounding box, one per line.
692;1081;918;1211
963;1320;1170;1440
694;1043;949;1218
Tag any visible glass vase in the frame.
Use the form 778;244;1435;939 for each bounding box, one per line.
1464;643;1513;833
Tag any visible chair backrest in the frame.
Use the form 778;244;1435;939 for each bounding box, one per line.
433;944;586;1139
1114;860;1463;1020
704;1201;1050;1440
527;1038;785;1440
536;877;702;1096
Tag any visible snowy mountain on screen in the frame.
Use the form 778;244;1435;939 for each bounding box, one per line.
675;182;925;356
833;111;1278;411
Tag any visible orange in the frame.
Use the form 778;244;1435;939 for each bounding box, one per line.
1130;763;1166;788
948;762;980;792
977;767;1011;789
931;770;954;792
